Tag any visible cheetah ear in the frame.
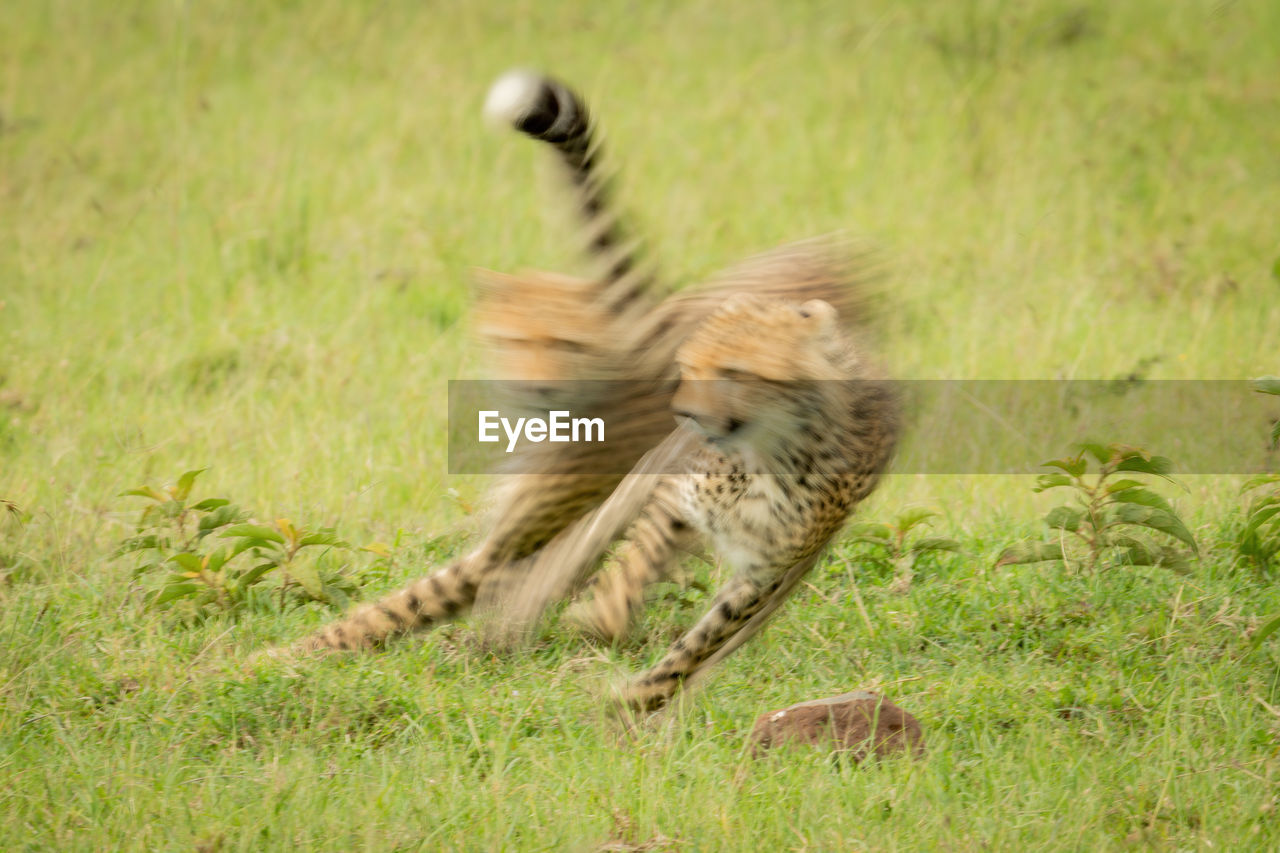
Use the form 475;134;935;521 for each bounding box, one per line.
798;299;838;328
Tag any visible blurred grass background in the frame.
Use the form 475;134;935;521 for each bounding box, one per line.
2;1;1279;848
3;0;1276;535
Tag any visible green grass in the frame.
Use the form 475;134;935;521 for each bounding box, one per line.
2;0;1279;849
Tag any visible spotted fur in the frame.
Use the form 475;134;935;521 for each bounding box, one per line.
553;294;899;713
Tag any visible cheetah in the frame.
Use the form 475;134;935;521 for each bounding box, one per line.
530;292;899;713
275;72;887;657
288;241;886;656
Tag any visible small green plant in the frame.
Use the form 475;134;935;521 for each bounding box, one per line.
1243;377;1280;649
115;468;357;619
1255;376;1280;450
840;508;961;588
1238;379;1280;571
997;443;1197;573
847;508;962;568
1237;474;1280;574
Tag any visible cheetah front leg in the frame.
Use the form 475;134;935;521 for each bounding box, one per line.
618;548;827;714
619;571;782;713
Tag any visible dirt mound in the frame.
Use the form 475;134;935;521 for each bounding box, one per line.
749;690;924;761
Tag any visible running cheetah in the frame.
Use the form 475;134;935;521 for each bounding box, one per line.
529;292;899;712
272;72;889;661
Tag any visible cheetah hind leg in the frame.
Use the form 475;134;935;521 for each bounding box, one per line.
565;501;697;644
287;557;483;655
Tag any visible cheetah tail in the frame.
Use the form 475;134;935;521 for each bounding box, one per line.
484;69;655;312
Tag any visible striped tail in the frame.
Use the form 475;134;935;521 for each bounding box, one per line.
484;69;655;312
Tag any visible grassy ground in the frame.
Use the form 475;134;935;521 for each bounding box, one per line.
3;0;1279;849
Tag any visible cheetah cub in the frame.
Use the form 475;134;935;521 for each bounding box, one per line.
572;292;899;713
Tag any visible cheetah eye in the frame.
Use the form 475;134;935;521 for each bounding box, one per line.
550;339;590;354
718;368;759;381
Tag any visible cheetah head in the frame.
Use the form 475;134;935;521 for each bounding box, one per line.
671;294;847;451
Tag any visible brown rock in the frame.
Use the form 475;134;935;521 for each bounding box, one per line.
748;690;924;761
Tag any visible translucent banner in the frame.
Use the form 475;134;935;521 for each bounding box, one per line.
446;380;1279;475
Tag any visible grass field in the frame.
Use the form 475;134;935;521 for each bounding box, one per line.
3;0;1280;849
